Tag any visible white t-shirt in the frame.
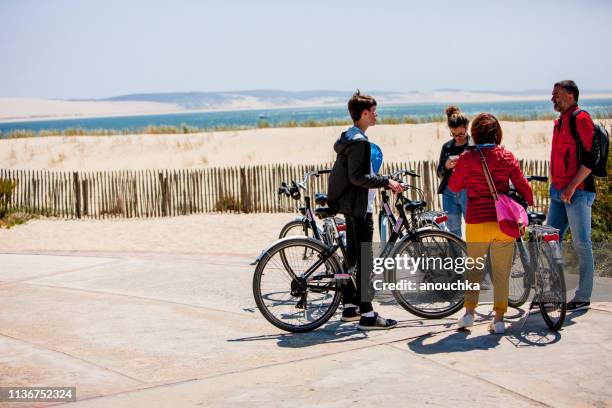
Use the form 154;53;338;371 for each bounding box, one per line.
367;162;376;214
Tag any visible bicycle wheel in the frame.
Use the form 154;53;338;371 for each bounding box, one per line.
253;237;342;333
535;241;566;332
508;239;532;308
390;230;466;318
278;219;320;271
279;219;312;239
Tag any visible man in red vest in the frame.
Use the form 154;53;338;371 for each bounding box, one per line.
549;80;596;311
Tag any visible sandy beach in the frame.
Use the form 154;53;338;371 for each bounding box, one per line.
1;118;609;254
0;119;577;253
0;120;576;170
0;213;294;257
0;121;572;252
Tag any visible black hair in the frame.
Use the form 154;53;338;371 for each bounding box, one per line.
554;80;579;102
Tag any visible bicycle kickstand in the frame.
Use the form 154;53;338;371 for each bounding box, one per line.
519;298;538;331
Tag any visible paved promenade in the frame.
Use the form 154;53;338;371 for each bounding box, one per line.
1;252;611;407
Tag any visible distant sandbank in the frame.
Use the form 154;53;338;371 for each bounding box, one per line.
2;92;612;123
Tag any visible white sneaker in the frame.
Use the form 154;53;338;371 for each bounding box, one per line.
457;314;474;329
488;321;505;334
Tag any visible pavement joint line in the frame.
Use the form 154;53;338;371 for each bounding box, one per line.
53;377;202;407
54;322;489;406
381;342;554;408
13;259;124;284
0;251;123;261
54;337;431;406
0;332;145;384
24;312;581;406
0;251;255;272
590;306;612;314
0;250;255;264
9;281;260;321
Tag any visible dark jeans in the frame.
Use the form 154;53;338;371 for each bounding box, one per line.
342;213;374;314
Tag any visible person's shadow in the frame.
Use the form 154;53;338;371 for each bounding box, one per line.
407;329;502;354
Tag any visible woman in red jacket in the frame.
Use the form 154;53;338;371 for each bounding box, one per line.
448;113;533;334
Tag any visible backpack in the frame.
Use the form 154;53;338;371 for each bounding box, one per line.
568;109;609;177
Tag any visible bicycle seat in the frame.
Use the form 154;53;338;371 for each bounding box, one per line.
314;207;337;219
528;212;546;224
298;207;306;216
315;193;328;206
403;200;427;212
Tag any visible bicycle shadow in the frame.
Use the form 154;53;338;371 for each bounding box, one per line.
227;315;460;349
503;308;576;347
226;320;367;348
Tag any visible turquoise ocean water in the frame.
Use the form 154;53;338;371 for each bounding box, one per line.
1;98;611;136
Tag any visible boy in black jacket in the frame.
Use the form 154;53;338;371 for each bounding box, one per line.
328;90;403;330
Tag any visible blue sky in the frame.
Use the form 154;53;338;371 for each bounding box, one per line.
1;0;611;99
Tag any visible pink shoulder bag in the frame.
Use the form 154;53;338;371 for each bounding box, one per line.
478;149;528;238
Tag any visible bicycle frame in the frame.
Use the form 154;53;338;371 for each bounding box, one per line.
297;185;435;286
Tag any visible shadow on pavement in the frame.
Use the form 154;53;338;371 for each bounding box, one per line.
227;316;460;348
227;320;367;347
503;308;574;347
407;330;502;354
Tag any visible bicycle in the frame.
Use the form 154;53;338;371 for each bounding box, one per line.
277;169;346;246
378;170;449;242
252;178;467;333
507;175;567;332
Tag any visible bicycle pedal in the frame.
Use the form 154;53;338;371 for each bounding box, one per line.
296;297;307;309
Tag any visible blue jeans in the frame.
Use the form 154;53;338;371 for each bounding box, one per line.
442;186;467;238
547;187;596;302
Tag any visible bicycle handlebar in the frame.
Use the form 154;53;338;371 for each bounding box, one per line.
390;169;419;180
525;175;548;183
293;169;333;191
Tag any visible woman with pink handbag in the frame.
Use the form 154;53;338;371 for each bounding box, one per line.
448;113;534;334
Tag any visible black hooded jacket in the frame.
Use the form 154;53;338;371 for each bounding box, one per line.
327;130;389;219
436;138;468;194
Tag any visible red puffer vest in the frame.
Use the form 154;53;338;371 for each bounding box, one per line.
448;146;534;224
550;105;594;191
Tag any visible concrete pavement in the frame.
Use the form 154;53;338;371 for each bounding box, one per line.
0;252;611;407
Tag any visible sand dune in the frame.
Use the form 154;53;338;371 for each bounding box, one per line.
0;98;182;122
0;120;571;170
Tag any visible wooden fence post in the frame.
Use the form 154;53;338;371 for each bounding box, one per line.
159;171;167;217
73;171;81;218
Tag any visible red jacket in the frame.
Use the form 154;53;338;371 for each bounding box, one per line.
550;105;595;191
449;146;534;224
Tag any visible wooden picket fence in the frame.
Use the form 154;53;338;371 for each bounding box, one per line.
0;160;550;218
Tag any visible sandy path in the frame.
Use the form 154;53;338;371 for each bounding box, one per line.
0;213;301;257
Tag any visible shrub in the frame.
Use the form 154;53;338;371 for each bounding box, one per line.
591;124;612;243
214;194;242;212
0;210;38;229
0;178;17;218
